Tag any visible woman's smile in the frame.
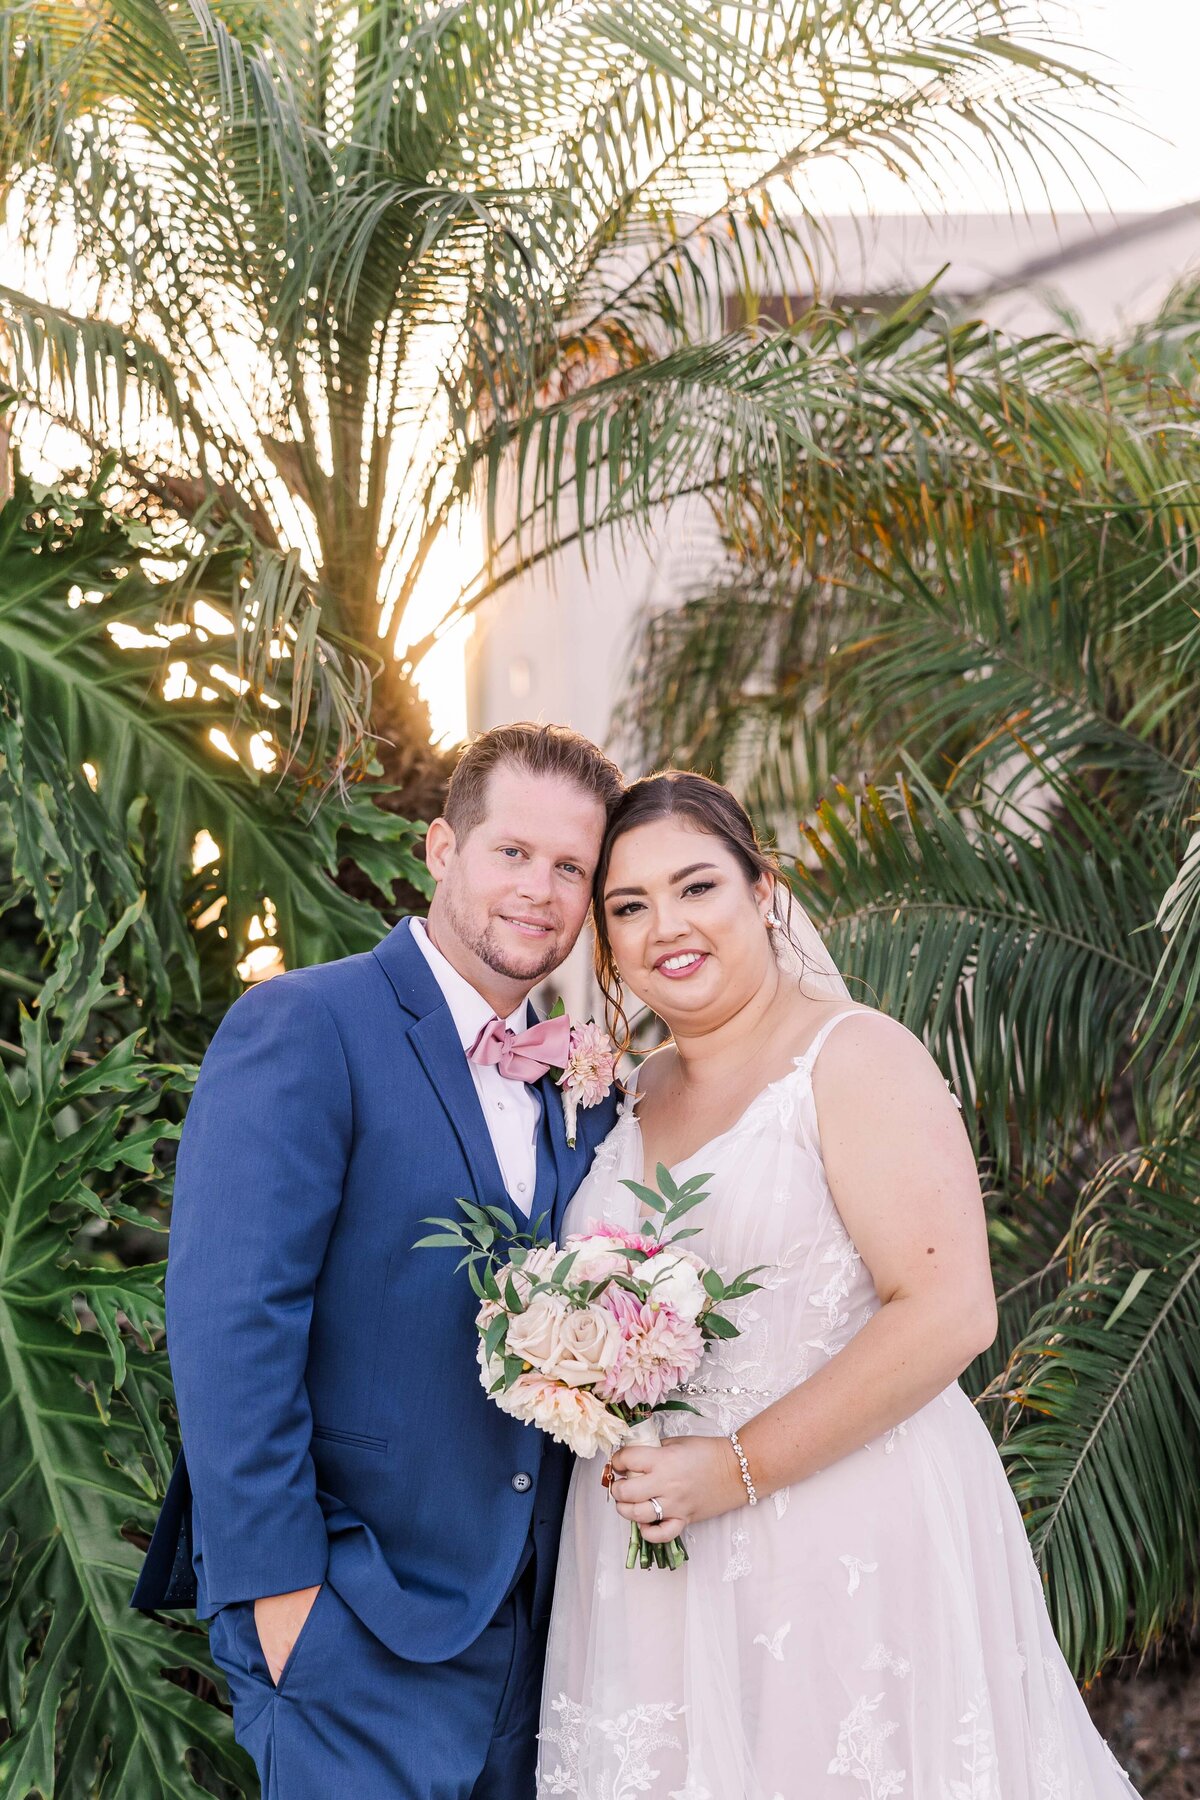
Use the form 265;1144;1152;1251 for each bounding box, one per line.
652;950;710;979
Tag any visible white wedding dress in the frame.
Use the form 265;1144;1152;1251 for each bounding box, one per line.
536;1008;1140;1800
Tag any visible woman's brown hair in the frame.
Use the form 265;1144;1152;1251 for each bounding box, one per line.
592;770;812;1050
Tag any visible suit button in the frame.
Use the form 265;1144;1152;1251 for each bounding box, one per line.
511;1471;532;1494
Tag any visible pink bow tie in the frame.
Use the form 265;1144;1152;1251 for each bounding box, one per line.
468;1013;573;1082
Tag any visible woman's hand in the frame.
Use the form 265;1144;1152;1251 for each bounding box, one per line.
608;1435;747;1543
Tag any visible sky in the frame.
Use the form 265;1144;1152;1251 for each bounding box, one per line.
1041;0;1200;211
791;0;1200;220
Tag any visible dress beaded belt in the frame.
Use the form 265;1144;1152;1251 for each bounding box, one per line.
680;1380;779;1400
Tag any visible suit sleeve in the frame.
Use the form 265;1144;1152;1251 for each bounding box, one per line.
165;973;352;1608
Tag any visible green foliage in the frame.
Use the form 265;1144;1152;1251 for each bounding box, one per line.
994;1143;1200;1677
0;894;253;1794
791;760;1174;1177
0;470;435;1791
0;467;431;1034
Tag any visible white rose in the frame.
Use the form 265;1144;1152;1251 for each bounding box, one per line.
477;1337;504;1392
645;1252;708;1323
506;1294;567;1372
503;1245;564;1304
563;1234;634;1285
542;1304;621;1387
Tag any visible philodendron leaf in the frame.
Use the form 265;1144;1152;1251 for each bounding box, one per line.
0;982;251;1794
0;473;431;1015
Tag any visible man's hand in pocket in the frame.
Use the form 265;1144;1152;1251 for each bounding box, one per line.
253;1584;322;1686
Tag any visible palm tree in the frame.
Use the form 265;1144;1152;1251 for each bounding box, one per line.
1;0;1106;811
618;283;1200;1680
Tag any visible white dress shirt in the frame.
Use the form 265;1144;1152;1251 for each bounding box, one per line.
409;917;541;1213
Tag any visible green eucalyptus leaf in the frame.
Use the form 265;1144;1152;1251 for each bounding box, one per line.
620;1179;667;1213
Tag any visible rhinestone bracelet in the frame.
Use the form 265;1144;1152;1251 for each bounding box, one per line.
728;1428;758;1507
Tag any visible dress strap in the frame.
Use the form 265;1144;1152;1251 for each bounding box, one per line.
616;1060;644;1117
794;1006;897;1074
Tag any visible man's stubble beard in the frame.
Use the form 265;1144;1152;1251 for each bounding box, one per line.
440;883;570;986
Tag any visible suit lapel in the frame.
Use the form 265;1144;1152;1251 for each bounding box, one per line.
373;918;507;1203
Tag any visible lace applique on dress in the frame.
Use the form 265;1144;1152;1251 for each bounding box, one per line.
586;1109;634;1182
946;1687;1000;1800
667;1777;713;1800
1035;1742;1068;1800
840;1554;879;1597
863;1643;912;1678
722;1525;752;1583
586;1138;624;1181
1045;1657;1063;1704
753;1621;792;1661
827;1694;907;1795
540;1695;687;1800
806;1220;862;1357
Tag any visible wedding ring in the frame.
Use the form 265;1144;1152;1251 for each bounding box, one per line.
650;1496;664;1524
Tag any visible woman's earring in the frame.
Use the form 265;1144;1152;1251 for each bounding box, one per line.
765;911;780;929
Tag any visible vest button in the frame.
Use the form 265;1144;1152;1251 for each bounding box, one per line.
511;1471;532;1494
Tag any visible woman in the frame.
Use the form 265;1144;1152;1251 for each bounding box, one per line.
536;771;1139;1799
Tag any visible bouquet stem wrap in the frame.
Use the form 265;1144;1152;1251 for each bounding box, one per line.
621;1416;689;1572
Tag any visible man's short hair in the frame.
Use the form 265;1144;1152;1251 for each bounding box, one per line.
443;722;624;841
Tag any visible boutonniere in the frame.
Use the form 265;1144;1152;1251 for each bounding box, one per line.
545;999;616;1148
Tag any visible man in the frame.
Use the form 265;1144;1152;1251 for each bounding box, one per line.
131;722;624;1797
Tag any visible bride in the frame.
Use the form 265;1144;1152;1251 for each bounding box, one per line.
536;770;1140;1800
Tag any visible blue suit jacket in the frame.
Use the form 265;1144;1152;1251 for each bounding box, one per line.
129;916;617;1662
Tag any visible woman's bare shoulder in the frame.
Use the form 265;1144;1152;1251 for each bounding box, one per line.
813;1006;960;1107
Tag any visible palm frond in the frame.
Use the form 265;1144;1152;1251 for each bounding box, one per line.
0;283;190;440
984;1140;1200;1679
787;761;1174;1173
836;519;1199;820
1133;809;1200;1074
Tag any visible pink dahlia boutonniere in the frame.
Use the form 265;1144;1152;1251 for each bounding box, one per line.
545;1001;616;1148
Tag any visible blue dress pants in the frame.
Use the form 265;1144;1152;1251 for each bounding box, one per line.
206;1549;545;1799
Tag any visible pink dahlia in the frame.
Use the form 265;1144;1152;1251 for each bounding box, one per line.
558;1021;617;1147
560;1021;616;1108
594;1285;704;1410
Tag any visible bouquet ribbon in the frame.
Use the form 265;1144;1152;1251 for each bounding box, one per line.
620;1416;688;1571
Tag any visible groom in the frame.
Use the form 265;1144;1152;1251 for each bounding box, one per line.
130;721;624;1796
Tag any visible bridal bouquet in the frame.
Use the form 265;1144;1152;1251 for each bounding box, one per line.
416;1164;762;1570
